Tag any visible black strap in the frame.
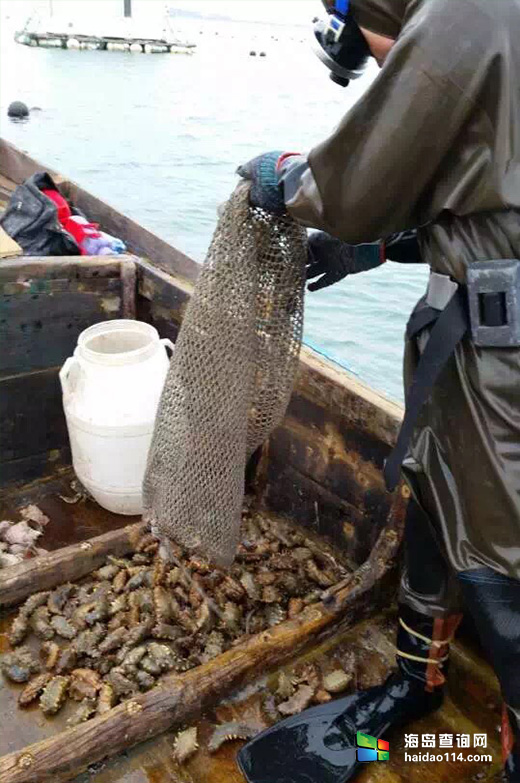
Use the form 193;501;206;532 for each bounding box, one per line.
405;302;441;340
384;289;469;491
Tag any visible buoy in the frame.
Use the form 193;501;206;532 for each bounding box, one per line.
67;37;80;49
260;51;266;57
144;43;167;53
250;50;256;56
7;101;29;119
39;38;62;47
130;42;142;53
107;41;129;51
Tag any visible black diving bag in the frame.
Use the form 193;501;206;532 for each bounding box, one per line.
0;172;80;257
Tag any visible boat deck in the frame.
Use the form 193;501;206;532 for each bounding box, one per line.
0;472;504;783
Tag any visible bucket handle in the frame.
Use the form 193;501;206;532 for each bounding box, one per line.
160;338;175;359
59;356;77;395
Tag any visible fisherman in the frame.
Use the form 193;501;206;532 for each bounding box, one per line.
236;1;520;781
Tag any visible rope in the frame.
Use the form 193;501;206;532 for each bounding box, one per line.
399;616;455;648
395;649;449;665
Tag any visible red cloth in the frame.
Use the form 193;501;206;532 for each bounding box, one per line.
42;188;100;255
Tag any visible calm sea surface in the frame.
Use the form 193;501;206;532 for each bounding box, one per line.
0;7;429;402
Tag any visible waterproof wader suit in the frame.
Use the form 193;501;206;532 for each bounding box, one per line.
281;0;520;777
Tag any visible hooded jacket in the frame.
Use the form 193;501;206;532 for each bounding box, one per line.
287;0;520;584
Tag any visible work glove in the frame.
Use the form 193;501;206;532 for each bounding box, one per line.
237;151;286;215
306;231;384;292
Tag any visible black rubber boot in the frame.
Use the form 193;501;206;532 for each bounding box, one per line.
504;708;520;783
458;568;520;783
238;606;461;783
506;753;520;783
325;605;461;749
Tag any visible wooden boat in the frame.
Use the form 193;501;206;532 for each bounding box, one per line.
0;139;502;783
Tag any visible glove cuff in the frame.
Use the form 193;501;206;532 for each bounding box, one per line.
276;152;301;172
353;241;386;272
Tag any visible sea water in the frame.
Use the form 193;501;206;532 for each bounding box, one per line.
0;4;428;402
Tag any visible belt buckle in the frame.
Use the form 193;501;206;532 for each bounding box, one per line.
426;273;458;311
467;259;520;348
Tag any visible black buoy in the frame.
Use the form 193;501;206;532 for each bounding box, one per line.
8;101;29;119
259;51;266;57
250;50;256;56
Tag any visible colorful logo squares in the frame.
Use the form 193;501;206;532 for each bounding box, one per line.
356;732;389;762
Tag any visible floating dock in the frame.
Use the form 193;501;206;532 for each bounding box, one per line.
14;30;196;54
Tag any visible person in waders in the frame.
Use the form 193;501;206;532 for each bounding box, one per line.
236;1;520;782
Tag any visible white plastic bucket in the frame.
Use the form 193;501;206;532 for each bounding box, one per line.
60;320;173;515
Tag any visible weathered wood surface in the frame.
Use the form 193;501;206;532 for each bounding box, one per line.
0;522;146;609
0;256;136;375
0;141;62;191
0;256;137;486
0;255;124;281
120;258;137;319
0;448;71;490
297;347;403;446
0;368;68;487
0;488;407;783
0;173;15;211
259;350;403;565
136;258;192;343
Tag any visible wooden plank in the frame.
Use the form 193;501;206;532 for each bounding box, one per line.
0;173;16;208
262;460;384;568
0;287;123;376
0;448;71;488
0;522;146;608
135;258;191;343
0;140;61;187
257;351;403;562
0;489;407;782
0;367;67;471
0;258;135;376
0;256;129;282
0;174;16;192
121;259;136;319
0;254;135;487
296;346;403;447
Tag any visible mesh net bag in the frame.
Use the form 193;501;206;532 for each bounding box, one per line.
142;182;308;566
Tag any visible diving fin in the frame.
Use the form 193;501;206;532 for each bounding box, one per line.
237;684;387;783
238;609;454;783
237;671;444;783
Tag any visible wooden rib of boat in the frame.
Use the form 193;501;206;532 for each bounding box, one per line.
0;139;502;783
